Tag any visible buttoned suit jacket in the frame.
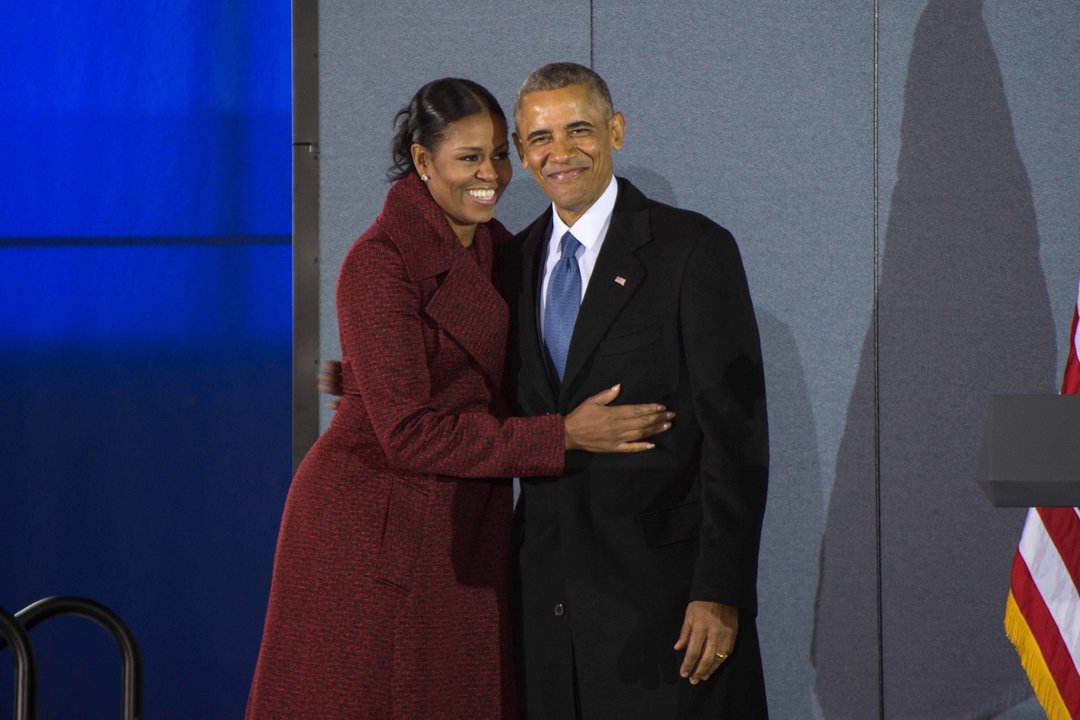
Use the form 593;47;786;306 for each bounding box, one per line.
501;178;770;719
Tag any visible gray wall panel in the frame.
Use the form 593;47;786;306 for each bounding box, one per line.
591;3;874;718
310;2;1080;718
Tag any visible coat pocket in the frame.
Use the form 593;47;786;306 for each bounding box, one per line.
638;500;701;548
375;480;429;592
597;324;663;356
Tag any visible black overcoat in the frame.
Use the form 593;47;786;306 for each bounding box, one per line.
502;178;770;719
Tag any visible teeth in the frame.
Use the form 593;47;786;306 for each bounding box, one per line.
468;188;495;200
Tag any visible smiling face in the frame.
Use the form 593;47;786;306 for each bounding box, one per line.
411;111;512;246
513;83;625;227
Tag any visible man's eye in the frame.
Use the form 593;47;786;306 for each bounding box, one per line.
493;152;509;161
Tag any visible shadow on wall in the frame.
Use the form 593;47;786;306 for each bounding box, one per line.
813;1;1055;718
619;167;677;207
755;309;824;720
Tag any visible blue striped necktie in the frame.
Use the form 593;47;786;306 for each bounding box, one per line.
544;231;583;381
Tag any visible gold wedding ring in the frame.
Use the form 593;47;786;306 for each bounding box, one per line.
715;652;729;659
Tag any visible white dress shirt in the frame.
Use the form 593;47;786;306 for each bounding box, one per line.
539;175;619;341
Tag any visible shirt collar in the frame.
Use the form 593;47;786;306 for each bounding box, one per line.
549;175;618;253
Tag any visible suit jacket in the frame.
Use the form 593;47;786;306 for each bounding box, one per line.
502;178;770;719
247;173;564;720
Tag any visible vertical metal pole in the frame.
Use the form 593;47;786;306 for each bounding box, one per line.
292;0;321;472
871;1;883;717
0;607;36;720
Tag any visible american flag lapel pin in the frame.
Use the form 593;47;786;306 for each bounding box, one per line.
614;275;627;286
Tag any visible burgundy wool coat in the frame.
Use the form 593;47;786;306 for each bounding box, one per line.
245;173;565;720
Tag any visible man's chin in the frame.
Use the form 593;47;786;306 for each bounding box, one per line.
545;191;584;213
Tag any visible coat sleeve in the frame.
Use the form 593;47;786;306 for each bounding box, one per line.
679;225;769;614
337;235;565;479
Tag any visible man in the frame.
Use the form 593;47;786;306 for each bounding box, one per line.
502;62;769;719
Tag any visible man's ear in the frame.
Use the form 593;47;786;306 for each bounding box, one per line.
609;112;626;151
512;132;527;167
410;143;430;176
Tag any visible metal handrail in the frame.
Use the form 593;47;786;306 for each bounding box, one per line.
9;597;141;720
0;606;36;720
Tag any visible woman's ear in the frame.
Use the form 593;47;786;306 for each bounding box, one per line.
410;143;429;179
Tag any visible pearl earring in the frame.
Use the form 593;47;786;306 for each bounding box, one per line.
420;174;429;182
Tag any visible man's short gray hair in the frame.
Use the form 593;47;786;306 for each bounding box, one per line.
515;62;614;121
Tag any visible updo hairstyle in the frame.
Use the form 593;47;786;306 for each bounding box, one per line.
388;78;507;182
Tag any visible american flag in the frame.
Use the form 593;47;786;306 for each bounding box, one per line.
1005;275;1080;719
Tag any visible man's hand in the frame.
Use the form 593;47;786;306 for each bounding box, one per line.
673;601;738;685
319;360;344;410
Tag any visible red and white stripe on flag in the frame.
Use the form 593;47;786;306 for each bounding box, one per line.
1065;282;1080;396
1005;276;1080;719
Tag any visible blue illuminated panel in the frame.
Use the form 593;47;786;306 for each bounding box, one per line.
0;242;289;349
0;2;291;717
0;1;290;238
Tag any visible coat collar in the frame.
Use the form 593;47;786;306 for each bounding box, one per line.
377;172;489;280
376;173;511;385
517;177;653;407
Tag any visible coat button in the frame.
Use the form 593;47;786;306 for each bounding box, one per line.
553;603;565;617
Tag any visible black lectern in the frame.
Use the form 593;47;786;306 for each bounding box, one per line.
976;395;1080;507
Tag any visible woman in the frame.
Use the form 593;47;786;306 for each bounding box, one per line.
245;78;671;719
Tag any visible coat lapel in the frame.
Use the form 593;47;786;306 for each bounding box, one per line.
560;179;651;400
516;211;559;408
379;174;509;386
424;229;509;386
